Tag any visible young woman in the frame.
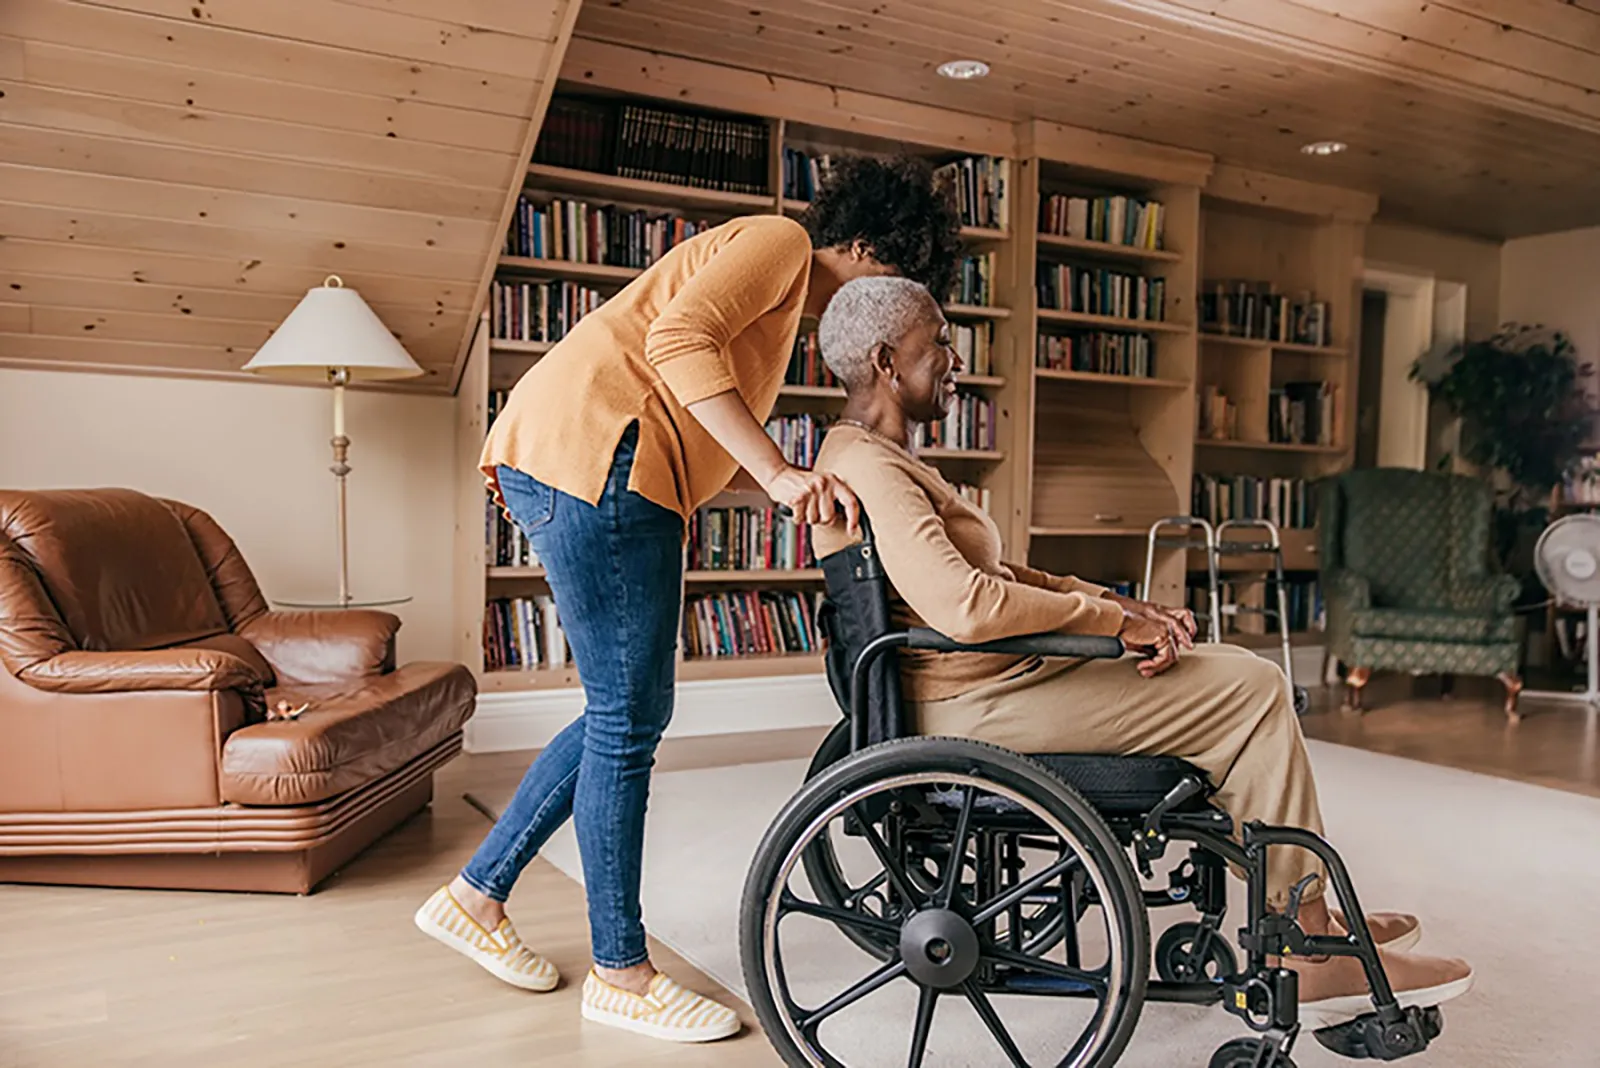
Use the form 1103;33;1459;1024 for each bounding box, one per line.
415;158;963;1043
806;275;1475;1029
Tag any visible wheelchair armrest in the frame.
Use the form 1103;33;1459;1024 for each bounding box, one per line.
905;628;1125;660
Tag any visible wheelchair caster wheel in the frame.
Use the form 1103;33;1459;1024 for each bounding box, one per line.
1155;921;1237;983
1210;1037;1295;1068
1292;685;1310;716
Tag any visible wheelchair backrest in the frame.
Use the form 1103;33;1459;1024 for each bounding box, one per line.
814;512;910;747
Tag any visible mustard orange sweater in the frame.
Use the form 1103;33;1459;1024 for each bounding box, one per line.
812;425;1126;702
480;215;813;518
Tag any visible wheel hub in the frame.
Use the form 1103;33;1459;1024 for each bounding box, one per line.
899;908;981;988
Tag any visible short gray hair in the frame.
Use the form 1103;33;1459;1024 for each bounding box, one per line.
818;276;940;392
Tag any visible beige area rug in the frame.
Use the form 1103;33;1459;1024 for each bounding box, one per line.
476;739;1600;1066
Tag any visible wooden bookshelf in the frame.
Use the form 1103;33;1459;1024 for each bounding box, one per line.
455;66;1375;707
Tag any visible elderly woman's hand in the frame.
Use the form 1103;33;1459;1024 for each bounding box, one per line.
1115;607;1188;678
765;465;861;534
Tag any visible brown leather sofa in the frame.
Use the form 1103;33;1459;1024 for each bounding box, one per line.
0;488;475;893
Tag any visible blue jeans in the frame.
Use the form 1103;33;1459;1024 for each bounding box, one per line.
460;424;683;969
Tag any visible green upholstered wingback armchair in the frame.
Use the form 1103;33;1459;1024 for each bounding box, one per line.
1319;468;1524;718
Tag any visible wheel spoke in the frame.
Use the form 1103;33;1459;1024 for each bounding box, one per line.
798;958;909;1031
972;854;1081;926
780;890;901;941
984;944;1108;993
907;985;938;1068
936;786;976;909
961;980;1030;1067
851;802;924;908
845;870;888;910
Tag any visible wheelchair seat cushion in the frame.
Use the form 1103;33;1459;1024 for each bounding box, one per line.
1033;753;1211;815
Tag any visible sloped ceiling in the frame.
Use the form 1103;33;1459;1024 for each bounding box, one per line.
0;0;581;391
573;0;1600;238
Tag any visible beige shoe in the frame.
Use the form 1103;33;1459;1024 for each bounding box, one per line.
581;969;741;1043
1330;909;1422;952
413;885;559;992
1292;946;1473;1029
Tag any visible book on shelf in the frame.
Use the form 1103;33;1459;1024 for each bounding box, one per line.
504;193;712;268
689;506;816;571
1039;193;1165;249
1196;384;1239;440
1190;579;1324;636
489;279;605;343
488;494;540;568
933;156;1009;230
783;148;834;203
532;94;770;196
1036;331;1153;378
1037;263;1165;322
485;595;569;671
1097;579;1148;600
952;252;997;307
951;322;993;377
766;412;830;467
1200;281;1330;347
786;330;838;388
1192;474;1317;530
684;589;822;659
915;391;996;451
1269;382;1341;446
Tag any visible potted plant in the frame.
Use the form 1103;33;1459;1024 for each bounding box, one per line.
1411;323;1594;593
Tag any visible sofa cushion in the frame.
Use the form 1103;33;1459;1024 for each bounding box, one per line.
0;489;227;652
1350;607;1517;644
219;662;475;806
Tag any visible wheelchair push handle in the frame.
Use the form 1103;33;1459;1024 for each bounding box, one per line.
906;627;1125;661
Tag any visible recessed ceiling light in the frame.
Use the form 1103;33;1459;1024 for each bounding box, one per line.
1300;140;1348;157
937;59;990;80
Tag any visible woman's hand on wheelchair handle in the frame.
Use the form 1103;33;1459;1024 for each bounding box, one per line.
763;465;860;534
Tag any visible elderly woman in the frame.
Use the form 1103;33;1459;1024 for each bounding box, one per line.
808;275;1473;1027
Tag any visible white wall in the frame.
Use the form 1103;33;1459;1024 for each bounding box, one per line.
0;367;458;664
1501;225;1600;392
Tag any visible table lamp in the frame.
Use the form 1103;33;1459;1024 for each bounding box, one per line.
243;275;423;607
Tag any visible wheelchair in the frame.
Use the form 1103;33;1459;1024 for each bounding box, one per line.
739;516;1445;1067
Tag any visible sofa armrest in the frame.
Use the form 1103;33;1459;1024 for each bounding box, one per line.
1451;573;1522;614
239;610;399;685
20;647;263;694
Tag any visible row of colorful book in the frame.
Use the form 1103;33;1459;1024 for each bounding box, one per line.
503;194;712;267
1200;281;1331;348
683;590;823;659
1039;193;1165;250
952;252;997;307
1036;331;1154;378
914;392;998;452
1269;382;1341;446
485;595;569;671
1192;474;1318;530
1037;264;1166;322
488;279;605;343
934;156;1010;230
688;507;815;571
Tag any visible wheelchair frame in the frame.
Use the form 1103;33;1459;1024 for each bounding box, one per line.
739;515;1445;1068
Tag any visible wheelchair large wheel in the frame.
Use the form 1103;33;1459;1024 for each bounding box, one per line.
742;736;1149;1067
801;724;1076;963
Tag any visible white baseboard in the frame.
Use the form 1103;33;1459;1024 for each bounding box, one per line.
465;673;838;754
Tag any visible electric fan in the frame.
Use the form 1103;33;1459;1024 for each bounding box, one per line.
1529;513;1600;707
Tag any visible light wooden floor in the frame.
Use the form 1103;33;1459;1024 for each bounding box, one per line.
5;683;1598;1068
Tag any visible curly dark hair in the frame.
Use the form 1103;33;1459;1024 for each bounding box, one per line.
800;155;964;302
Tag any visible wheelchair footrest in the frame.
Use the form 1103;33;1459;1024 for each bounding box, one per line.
1312;1006;1442;1060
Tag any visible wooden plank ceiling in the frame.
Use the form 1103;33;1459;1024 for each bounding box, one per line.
0;0;580;390
573;0;1600;238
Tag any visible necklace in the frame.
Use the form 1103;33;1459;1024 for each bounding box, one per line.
836;418;913;453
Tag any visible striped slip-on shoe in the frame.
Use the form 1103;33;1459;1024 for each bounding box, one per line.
580;969;741;1043
412;885;559;992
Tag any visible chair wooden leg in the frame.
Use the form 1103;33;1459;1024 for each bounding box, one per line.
1439;673;1455;699
1499;672;1523;722
1343;666;1371;712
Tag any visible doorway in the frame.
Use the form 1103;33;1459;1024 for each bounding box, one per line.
1358;267;1455;471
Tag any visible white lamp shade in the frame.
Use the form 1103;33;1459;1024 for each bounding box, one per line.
243;276;423;382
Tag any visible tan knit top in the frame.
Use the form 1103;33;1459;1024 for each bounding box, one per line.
811;425;1126;702
480;215;813;519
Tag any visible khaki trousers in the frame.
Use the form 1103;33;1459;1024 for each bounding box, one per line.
915;643;1325;908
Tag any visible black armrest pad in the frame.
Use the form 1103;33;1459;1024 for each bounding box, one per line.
905;627;1125;660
